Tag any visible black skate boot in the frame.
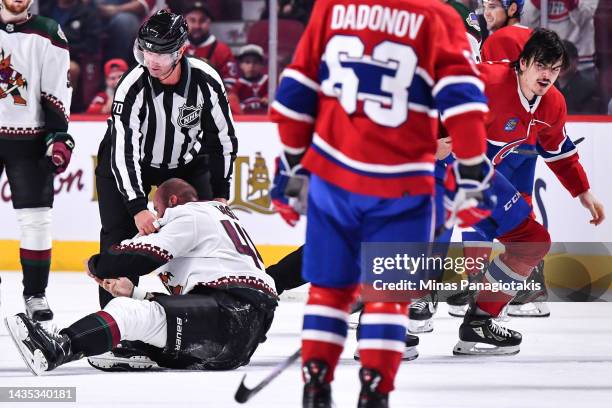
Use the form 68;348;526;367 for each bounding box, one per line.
4;313;82;375
446;269;484;317
453;307;522;356
355;333;419;361
87;340;158;372
24;293;54;322
408;291;437;334
508;260;550;317
358;367;388;408
303;359;332;408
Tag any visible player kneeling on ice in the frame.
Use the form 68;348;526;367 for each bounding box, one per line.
5;178;277;375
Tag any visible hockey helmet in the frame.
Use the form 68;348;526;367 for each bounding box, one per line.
136;10;188;55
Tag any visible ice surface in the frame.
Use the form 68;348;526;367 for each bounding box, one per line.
1;272;611;408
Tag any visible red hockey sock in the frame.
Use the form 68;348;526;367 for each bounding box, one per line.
302;285;359;384
357;302;408;394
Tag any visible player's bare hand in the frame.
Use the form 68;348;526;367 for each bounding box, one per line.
436;137;452;160
578;190;605;226
84;260;103;285
134;210;159;235
101;278;134;298
213;197;227;204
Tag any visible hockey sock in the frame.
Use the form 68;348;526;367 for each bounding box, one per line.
476;218;551;317
61;312;121;357
302;284;359;384
21;248;51;296
461;231;492;280
358;302;408;394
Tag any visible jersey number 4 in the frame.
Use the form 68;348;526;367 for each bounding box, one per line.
220;220;264;270
321;35;418;127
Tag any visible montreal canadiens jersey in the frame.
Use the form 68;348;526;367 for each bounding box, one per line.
111;201;277;297
0;15;71;140
271;0;489;198
481;62;589;198
233;74;268;114
481;24;532;63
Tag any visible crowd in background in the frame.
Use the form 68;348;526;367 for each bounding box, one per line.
32;0;611;115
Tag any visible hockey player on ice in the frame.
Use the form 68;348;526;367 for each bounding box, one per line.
0;0;74;322
480;0;532;62
5;178;278;375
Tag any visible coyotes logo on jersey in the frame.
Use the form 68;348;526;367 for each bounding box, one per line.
158;271;183;295
0;49;27;106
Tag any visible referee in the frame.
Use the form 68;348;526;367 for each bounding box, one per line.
95;10;237;307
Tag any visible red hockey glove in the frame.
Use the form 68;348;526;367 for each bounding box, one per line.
45;132;75;174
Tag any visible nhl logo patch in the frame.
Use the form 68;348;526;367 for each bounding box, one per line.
177;104;203;128
504;118;519;132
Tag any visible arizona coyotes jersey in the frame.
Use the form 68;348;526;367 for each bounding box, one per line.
0;15;71;140
109;201;276;297
270;0;489;198
481;24;532;63
481;62;589;199
233;74;268;113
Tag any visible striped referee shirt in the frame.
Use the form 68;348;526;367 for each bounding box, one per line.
109;56;237;215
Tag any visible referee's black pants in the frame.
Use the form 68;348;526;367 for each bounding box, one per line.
95;134;213;308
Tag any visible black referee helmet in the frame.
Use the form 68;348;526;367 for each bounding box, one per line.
137;10;188;54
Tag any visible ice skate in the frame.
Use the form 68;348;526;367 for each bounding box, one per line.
453;307;522;356
24;293;54;322
508;261;550;317
5;313;80;375
302;359;332;408
354;334;419;361
357;367;388;408
87;340;158;372
407;292;437;334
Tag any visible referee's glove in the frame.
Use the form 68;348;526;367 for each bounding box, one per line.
444;157;497;228
44;132;75;174
270;151;309;227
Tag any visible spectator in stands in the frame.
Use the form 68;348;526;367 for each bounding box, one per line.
555;40;603;113
228;45;268;115
86;58;128;115
39;0;103;112
96;0;155;64
260;0;314;24
182;1;238;89
522;0;599;81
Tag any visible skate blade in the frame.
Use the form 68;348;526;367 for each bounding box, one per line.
408;319;433;334
4;316;47;376
507;302;550;318
447;305;468;317
354;346;419;362
87;352;155;372
453;340;520;356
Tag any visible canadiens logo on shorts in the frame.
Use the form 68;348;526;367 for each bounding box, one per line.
177;103;203;128
504;118;519;132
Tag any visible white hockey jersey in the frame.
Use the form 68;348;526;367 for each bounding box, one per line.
0;15;71;139
115;201;277;297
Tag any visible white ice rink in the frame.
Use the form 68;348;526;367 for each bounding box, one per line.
1;272;611;408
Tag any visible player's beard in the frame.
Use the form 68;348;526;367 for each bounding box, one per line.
2;0;31;15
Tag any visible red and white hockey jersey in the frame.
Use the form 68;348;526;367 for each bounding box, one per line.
232;74;268;114
481;24;532;63
481;62;589;198
185;35;239;89
270;0;489;198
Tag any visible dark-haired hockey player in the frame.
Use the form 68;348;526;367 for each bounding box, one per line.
0;0;74;321
5;178;277;375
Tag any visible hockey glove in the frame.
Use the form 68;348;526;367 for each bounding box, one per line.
45;132;75;174
444;158;497;228
270;152;310;227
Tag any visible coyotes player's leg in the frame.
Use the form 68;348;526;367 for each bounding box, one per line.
446;231;492;318
454;218;551;356
6;296;167;375
5;139;55;322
